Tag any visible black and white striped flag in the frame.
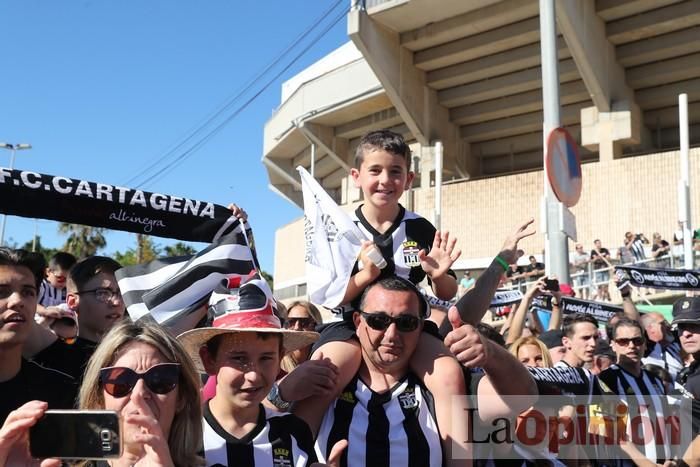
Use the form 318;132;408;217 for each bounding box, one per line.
116;220;260;326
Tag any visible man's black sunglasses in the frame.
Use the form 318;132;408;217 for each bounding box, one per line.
99;363;180;398
359;311;421;332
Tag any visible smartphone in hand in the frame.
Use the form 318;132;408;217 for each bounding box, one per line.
29;410;121;460
544;278;560;292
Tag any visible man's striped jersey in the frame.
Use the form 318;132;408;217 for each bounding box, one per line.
598;364;671;464
315;373;442;467
643;340;683;381
202;402;317;467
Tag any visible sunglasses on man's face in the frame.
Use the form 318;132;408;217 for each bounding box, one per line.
99;363;180;398
614;337;644;347
359;311;421;332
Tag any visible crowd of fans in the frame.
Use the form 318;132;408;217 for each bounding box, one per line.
501;228;700;303
1;130;699;467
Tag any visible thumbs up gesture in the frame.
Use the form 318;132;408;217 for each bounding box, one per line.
443;306;489;369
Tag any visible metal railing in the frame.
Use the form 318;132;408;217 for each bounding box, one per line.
500;250;699;302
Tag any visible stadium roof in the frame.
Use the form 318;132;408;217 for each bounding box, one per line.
263;0;700;207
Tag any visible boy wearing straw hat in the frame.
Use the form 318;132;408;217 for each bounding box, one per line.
178;277;321;467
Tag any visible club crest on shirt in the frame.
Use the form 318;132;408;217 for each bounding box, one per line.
398;388;418;410
402;241;421;267
339;390;356;403
273;447;292;467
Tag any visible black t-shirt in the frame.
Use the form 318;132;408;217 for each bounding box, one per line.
652;240;670;258
590;248;610;268
32;337;98;383
506;265;523;279
525;262;544;278
0;358;76;424
683;361;700;436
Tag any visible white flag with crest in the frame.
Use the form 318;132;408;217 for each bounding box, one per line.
297;166;366;308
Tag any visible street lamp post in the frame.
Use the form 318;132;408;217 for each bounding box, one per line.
0;142;32;246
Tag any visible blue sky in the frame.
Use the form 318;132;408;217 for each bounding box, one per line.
0;0;348;273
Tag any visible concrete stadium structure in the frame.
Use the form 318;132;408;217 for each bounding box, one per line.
263;0;700;302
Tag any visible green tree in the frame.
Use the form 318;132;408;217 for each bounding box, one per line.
19;236;59;261
164;242;197;257
113;234;161;266
58;223;107;259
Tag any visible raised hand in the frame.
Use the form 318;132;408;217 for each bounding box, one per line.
227;203;248;221
0;401;61;467
358;241;382;277
121;390;174;467
443;307;489;369
498;219;536;265
419;230;461;280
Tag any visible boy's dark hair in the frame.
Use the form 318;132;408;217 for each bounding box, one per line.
359;276;428;318
205;332;283;358
354;129;412;169
48;251;77;271
0;247;46;289
68;256;122;292
610;316;644;340
562;313;599;338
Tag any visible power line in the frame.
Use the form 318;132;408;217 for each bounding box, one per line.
123;0;346;188
134;2;351;190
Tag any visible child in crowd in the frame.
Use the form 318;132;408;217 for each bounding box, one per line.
35;251;77;327
178;277;320;466
291;130;469;465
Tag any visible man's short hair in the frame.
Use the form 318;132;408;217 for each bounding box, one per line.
610;316;644;340
68;256;122;292
562;313;599;338
358;276;428;318
354;129;412;169
48;251;77;271
529;255;536;261
0;247;46;289
604;311;626;340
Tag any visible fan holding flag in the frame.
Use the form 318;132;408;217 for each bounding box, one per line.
115;203;262;335
294;130;470;466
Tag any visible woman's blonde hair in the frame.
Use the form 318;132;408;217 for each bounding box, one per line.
78;320;204;466
280;300;322;373
510;335;553;368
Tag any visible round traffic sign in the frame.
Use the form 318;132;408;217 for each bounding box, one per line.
546;127;581;207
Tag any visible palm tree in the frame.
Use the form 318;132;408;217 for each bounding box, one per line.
164;241;197;257
58;223;107;259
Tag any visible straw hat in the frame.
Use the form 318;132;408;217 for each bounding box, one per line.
177;277;319;373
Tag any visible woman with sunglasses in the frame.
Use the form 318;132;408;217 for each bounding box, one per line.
280;301;322;373
78;320;204;466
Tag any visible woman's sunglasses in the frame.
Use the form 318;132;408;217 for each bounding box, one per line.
359;311;421;332
99;363;180;398
284;317;316;329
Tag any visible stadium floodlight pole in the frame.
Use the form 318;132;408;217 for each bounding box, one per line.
0;142;33;246
539;0;570;283
679;94;693;269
